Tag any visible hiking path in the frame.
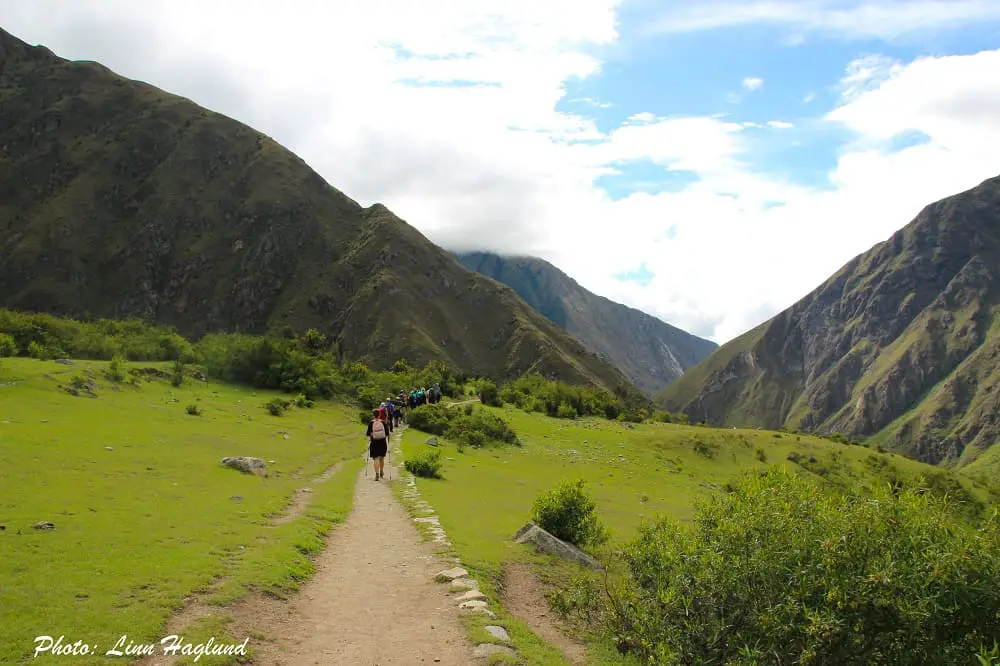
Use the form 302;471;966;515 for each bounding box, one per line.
241;426;475;665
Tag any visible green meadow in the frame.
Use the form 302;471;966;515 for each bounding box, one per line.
399;404;995;664
0;358;361;665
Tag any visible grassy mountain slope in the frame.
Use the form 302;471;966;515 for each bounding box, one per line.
455;251;717;396
0;28;631;389
660;175;1000;466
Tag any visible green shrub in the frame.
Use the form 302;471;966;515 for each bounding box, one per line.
355;383;381;411
556;402;577;419
0;333;16;357
563;468;1000;665
405;449;443;479
477;378;501;406
755;447;767;463
185;404;202;416
27;340;48;359
170;360;184;387
531;479;609;548
105;354;127;383
265;398;291;416
692;437;718;459
450;409;519;446
654;410;675;423
409;404;519;448
408;403;453;436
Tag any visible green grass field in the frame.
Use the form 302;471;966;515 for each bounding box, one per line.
399;405;994;664
0;358;361;665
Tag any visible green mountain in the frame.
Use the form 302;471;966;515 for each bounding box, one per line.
659;175;1000;467
0;27;632;390
454;251;717;396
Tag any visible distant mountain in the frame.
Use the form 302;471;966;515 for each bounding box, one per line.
0;27;633;390
659;175;1000;467
454;251;717;395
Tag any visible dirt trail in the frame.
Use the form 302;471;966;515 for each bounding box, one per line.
238;429;475;665
502;563;588;665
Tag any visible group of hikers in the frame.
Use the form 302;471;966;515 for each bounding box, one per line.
364;384;443;480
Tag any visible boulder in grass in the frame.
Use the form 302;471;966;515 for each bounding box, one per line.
513;523;601;569
221;457;268;477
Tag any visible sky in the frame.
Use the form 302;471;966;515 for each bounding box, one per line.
3;0;1000;344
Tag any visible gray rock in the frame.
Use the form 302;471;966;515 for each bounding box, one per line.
468;606;496;619
450;578;479;591
435;567;468;581
55;359;74;365
473;644;516;659
426;436;439;446
513;523;601;569
104;446;114;451
455;590;487;603
33;521;55;530
221;456;268;477
459;600;488;610
484;626;510;642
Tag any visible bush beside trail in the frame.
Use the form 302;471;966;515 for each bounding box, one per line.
531;479;609;549
551;468;1000;666
407;402;519;450
405;449;443;479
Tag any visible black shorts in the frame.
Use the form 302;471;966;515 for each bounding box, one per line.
369;438;388;458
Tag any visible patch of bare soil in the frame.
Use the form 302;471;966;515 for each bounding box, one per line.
501;562;589;666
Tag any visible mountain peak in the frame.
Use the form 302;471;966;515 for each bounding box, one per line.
660;174;1000;467
454;251;717;395
0;30;632;392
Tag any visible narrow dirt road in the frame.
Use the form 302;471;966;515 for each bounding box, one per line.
245;429;475;665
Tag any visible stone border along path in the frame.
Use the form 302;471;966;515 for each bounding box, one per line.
394;426;521;662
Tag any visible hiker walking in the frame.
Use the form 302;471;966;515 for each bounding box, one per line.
366;409;389;480
379;401;393;434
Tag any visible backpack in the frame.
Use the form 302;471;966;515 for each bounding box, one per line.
371;418;386;440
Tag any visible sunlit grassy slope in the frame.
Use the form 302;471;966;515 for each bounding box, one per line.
399;405;994;664
0;358;361;665
402;405;993;571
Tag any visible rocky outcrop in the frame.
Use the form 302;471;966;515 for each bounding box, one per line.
221;457;268;477
512;523;602;569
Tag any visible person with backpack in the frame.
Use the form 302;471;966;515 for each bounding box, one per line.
366;408;389;480
378;401;392;434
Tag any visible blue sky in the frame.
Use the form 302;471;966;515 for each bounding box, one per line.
3;0;1000;342
566;3;1000;202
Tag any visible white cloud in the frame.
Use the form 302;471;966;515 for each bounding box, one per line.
1;3;1000;348
647;0;1000;41
742;76;764;90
